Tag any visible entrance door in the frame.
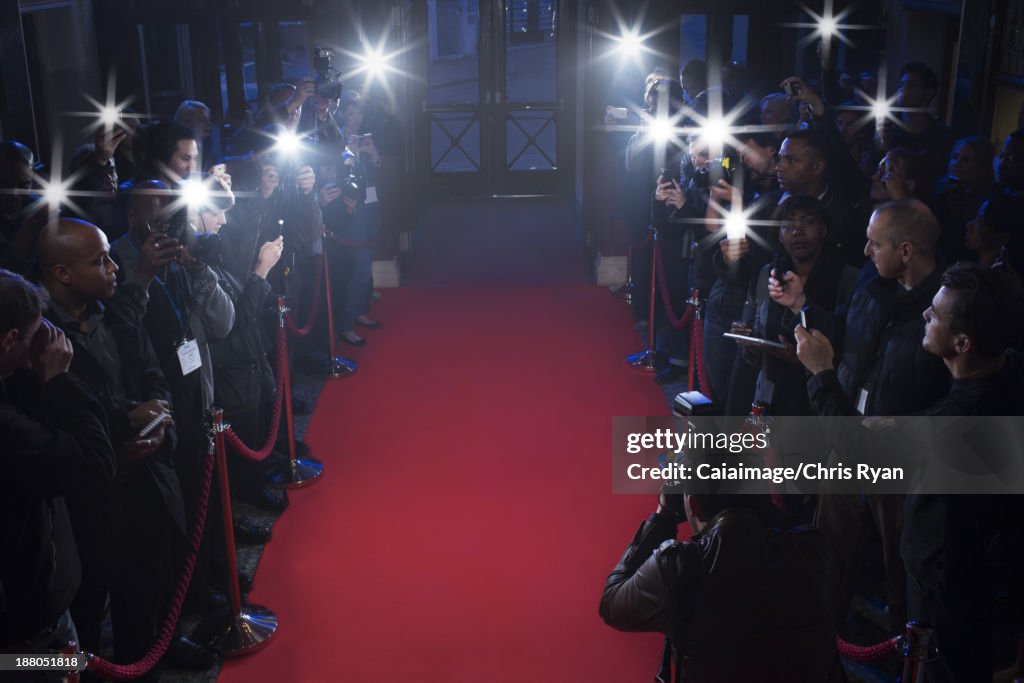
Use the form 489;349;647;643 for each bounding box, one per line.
418;0;569;197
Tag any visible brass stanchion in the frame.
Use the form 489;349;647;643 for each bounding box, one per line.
623;242;636;306
686;288;702;391
210;409;278;654
268;296;324;488
901;621;934;683
626;228;658;372
321;227;357;379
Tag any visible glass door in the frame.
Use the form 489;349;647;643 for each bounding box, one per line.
421;0;566;196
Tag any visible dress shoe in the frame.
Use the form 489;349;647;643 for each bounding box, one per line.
340;332;366;346
239;485;289;513
655;364;688;386
234;518;272;544
355;316;381;329
167;635;220;670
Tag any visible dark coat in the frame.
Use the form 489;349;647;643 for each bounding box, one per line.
600;507;841;683
0;371;115;644
810;262;951;417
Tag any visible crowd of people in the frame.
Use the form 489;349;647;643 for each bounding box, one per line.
0;76;397;680
601;53;1024;682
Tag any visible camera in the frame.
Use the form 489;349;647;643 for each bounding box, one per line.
783;81;801;98
313;47;343;101
340;172;363;203
692;156;734;192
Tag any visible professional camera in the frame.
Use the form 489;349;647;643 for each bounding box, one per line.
692;156;735;192
313;47;343;100
340;171;363;204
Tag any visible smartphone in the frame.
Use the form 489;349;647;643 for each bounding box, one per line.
659;168;678;184
607;106;629;121
137;412;166;439
773;255;790;290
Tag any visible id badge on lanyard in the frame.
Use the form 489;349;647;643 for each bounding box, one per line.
176;337;202;376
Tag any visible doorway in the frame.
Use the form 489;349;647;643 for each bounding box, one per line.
415;0;573;197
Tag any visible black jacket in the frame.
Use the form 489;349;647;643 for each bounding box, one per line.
809;262;951;417
49;300;186;535
208;266;276;412
0;371;116;644
600;507;841;683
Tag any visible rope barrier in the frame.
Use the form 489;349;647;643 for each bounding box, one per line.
87;436;217;680
836;635;902;663
284;255;324;338
223;325;287;462
653;241;695;330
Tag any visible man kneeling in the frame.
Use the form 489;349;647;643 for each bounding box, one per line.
599;449;843;683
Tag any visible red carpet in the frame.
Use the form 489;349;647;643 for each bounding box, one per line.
220;285;671;682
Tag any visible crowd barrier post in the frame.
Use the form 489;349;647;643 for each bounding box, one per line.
209;408;278;655
901;622;934;683
686;289;702;391
626;228;658;372
623;242;636;306
321;226;357;379
268;296;324;488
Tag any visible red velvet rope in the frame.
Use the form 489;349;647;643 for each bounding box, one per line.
653;241;695;330
284;255;324;338
691;316;713;400
88;438;217;680
836;635;902;663
223;324;287;462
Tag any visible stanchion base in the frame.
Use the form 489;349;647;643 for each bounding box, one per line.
268;456;324;489
627;349;658;373
327;356;358;380
194;604;278;657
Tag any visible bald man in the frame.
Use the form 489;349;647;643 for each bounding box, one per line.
769;199;951;635
37;217;189;666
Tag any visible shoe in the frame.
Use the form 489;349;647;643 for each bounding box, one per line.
240;485;289;513
340;332;366;347
655;364;688;386
355;316;381;329
234;518;272;544
167;635;220;670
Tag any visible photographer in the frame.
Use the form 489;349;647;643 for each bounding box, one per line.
701;131;781;405
110;180;235;617
322;90;382;347
197;198;289;516
649;134;710;386
599;449;841;683
0;268;115;673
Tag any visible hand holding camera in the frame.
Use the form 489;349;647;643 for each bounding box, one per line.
720;236;750;266
768;268;807;313
294;165;316;194
94;126;127;165
137;231;182;280
255;236;285;280
780;76;825;117
656;177;685;210
319;183;342;207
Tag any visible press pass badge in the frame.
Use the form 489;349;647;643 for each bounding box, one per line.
856;386;869;415
176;338;202;376
364;185;378;204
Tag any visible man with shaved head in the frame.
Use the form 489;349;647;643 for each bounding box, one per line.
769;199;951;636
37;217;190;670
